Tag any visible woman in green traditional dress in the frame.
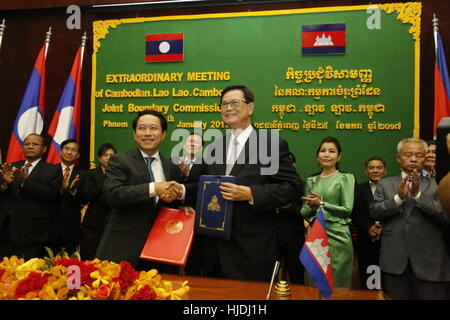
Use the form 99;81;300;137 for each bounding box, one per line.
301;137;355;289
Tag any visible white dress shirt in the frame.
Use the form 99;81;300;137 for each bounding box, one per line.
139;150;166;202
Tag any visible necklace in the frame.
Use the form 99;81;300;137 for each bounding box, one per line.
320;170;339;178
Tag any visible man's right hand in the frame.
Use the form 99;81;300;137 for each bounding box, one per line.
178;161;190;177
0;163;15;185
155;181;183;202
397;175;410;200
368;224;382;237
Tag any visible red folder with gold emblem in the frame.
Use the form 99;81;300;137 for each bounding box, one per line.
140;207;195;266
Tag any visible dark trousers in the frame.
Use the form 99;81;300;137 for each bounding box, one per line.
356;237;380;290
0;216;47;260
80;226;104;261
184;234;204;276
382;261;449;300
203;258;226;279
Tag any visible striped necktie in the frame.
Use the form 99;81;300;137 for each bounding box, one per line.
24;162;32;178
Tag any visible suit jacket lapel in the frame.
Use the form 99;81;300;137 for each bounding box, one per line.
70;165;79;183
160;155;172;180
363;182;373;203
216;135;230;175
131;148;151;183
28;160;43;179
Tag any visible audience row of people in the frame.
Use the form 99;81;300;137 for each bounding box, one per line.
0;84;449;300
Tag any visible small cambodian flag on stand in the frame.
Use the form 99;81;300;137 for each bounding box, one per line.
299;208;334;299
433;19;450;137
47;34;85;164
302;23;346;55
6;29;50;163
146;33;184;63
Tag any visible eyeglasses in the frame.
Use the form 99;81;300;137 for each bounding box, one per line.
400;152;425;159
220;100;247;109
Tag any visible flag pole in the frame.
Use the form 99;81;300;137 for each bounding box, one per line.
44;27;52;58
319;196;325;300
432;14;439;52
0;19;6;51
80;31;87;66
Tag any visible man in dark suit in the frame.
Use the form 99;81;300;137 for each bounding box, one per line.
174;132;205;276
51;139;90;255
371;138;450;299
176;132;204;180
353;156;386;289
95;110;183;270
0;134;60;260
276;152;305;284
185;85;304;281
80;143;117;260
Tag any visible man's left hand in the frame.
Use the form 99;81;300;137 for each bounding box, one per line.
219;182;252;202
410;169;420;197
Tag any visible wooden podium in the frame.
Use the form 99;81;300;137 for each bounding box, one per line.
162;274;387;300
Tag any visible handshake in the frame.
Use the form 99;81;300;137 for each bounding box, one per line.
155;181;184;203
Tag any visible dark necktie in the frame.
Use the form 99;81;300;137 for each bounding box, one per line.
145;156;155;182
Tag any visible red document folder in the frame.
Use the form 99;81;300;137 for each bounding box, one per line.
140;207;195;266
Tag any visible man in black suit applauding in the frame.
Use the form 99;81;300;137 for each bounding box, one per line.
353;156;386;289
0;134;60;260
95;110;183;270
371;138;450;299
51;139;89;255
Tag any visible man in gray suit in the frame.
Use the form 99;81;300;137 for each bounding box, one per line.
95;110;183;270
371;138;450;299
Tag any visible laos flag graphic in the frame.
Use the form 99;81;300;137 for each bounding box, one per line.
433;29;450;136
47;45;84;164
146;33;184;63
6;43;47;163
302;23;346;55
299;208;334;299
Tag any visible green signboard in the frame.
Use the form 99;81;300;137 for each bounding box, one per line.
91;3;421;182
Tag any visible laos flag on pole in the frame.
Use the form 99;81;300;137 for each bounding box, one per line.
6;43;47;163
433;29;450;137
47;45;84;164
299;208;334;299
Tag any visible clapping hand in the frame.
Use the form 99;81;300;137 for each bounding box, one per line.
178;160;190;177
0;163;15;185
12;164;27;183
69;175;80;193
301;191;322;212
398;169;420;200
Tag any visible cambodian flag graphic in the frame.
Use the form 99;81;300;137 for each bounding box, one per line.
47;45;83;164
6;43;46;163
146;33;184;63
299;208;334;299
302;23;346;55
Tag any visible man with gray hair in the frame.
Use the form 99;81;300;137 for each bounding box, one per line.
371;138;450;299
